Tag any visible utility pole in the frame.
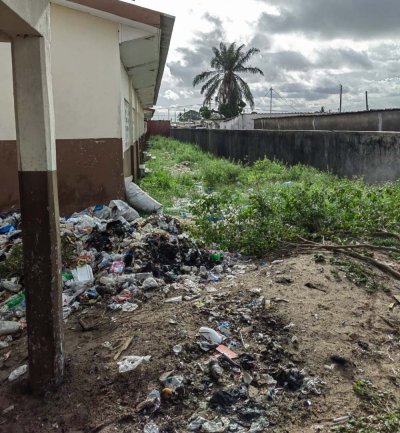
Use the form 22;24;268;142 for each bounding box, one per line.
365;91;369;111
269;87;273;114
339;84;343;113
167;107;170;121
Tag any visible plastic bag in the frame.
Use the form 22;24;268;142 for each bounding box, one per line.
125;177;162;213
109;200;140;222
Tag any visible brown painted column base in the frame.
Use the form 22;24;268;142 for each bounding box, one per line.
19;170;64;395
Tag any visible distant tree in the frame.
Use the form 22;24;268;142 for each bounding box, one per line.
178;110;201;122
193;42;263;118
199;106;212;119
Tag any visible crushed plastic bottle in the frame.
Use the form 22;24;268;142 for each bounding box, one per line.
0;321;20;336
0;279;21;293
5;292;25;310
143;422;160;433
208;271;221;282
8;364;28;382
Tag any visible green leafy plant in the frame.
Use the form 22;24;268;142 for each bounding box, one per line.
142;136;400;257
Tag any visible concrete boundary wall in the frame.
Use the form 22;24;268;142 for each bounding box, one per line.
170;128;400;183
255;109;400;132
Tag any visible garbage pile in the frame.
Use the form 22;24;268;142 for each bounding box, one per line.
0;199;230;325
1;199;324;431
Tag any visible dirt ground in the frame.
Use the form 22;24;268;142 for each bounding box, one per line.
0;252;399;433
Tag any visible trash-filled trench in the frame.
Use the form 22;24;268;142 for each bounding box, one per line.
1;197;399;433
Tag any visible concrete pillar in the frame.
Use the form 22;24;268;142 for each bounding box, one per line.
11;11;63;394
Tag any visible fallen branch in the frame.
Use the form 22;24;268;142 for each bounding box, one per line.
379;315;399;330
374;230;400;241
338;250;400;280
292;240;400;280
113;336;133;361
291;239;400;254
304;282;327;293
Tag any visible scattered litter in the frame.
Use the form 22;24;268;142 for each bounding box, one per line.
0;321;20;336
216;344;238;359
0;279;21;293
165;296;183;303
117;355;151;373
143;277;159;291
332;415;351;424
199;327;224;344
143;422;160;433
173;344;183;355
137;389;161;413
110;261;125;274
71;265;94;283
8;364;28;382
2;405;14;415
121;302;139;312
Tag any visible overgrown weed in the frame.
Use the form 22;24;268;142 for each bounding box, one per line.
141;136;400;256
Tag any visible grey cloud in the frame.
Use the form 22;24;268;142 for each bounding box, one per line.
315;48;373;70
203;12;223;28
248;33;271;51
167;14;225;88
256;0;400;40
269;51;312;71
155;3;400;114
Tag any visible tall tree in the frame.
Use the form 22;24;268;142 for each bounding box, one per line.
193;42;263;118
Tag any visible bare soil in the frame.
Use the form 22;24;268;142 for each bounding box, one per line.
0;252;399;433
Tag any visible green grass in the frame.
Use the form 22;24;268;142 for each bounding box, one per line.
140;136;400;256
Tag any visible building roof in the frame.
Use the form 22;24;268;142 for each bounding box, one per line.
56;0;174;108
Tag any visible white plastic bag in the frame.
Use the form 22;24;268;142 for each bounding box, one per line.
109;199;140;222
125;177;162;213
117;355;151;373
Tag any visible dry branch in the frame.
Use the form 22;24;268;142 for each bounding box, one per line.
374;230;400;241
292;242;400;254
292;239;400;280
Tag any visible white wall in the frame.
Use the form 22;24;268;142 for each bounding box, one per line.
51;4;121;139
0;43;16;140
219;114;271;130
0;4;149;142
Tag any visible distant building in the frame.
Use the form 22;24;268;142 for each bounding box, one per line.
215;112;301;130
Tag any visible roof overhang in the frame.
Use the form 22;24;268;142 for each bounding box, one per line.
0;0;48;38
144;108;155;120
54;0;174;108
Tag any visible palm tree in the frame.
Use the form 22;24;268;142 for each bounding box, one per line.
193;42;263;117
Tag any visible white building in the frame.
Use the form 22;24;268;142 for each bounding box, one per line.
0;0;174;215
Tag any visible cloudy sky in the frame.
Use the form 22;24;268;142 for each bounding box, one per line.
134;0;400;118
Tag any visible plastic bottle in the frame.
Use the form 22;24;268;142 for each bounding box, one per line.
5;292;25;310
0;321;20;336
144;423;160;433
8;364;28;382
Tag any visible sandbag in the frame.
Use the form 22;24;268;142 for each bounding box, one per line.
109;199;140;222
125;177;162;213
